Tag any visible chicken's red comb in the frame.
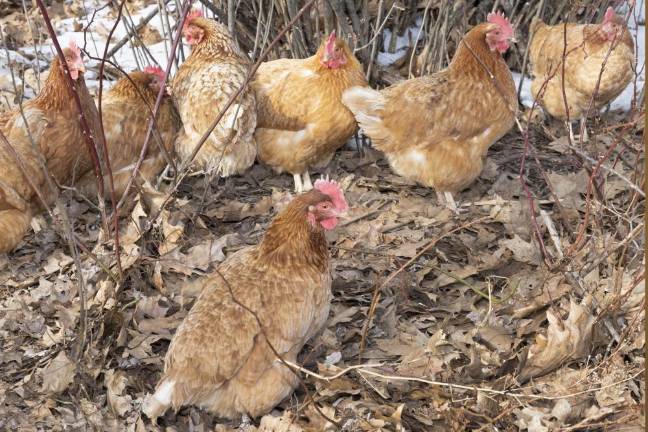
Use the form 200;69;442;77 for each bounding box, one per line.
314;178;348;212
67;39;81;57
186;8;203;23
487;11;513;37
603;6;616;23
325;31;337;53
143;65;164;80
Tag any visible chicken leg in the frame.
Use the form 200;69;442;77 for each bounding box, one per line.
292;171;314;193
436;190;460;213
302;171;313;191
293;173;304;193
567;118;589;143
579;117;589;142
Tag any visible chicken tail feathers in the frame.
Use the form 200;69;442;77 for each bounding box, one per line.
0;208;32;253
342;86;389;146
142;379;176;420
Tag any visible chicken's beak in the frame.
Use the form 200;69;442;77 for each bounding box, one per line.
335;209;350;221
76;60;86;74
510;36;518;44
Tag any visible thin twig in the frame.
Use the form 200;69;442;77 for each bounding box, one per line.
286;361;644;401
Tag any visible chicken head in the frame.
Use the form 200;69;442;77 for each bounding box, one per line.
319;31;348;69
183;9;205;45
306;179;348;230
143;65;167;93
62;40;86;80
484;11;515;54
600;7;626;42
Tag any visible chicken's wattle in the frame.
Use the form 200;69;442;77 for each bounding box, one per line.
320;217;338;230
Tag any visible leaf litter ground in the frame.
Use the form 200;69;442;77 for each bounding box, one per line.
1;117;644;431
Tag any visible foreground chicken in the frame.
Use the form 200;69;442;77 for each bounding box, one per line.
252;32;367;193
78;66;180;198
0;40;101;253
529;7;634;141
171;9;256;176
143;179;348;420
342;13;517;209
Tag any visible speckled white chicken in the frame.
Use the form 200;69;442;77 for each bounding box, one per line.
171;9;257;176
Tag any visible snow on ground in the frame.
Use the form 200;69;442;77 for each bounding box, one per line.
512;71;534;108
376;16;423;67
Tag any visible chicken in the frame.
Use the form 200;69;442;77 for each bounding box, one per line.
0;40;101;253
171;9;256;176
252;32;367;193
529;7;635;142
142;179;348;420
342;13;517;210
78;66;180;198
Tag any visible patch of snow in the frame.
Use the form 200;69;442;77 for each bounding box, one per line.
610;3;645;111
511;72;534;108
377;16;423;67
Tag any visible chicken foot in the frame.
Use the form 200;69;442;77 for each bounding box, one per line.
567;118;589;143
436;190;461;214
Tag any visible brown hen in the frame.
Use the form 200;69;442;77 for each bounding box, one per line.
143;179;348;420
171;9;257;176
0;40;102;253
529;7;635;141
252;32;367;192
77;66;180;198
342;13;517;210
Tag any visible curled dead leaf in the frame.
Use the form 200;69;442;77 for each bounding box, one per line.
518;296;595;382
104;369;132;417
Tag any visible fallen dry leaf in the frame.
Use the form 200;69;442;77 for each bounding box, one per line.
40;351;75;394
104;369;132;417
519;296;595;382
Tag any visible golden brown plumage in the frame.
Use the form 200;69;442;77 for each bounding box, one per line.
171;10;257;176
529;7;635;137
143;180;348;420
0;41;101;253
342;14;517;207
77;68;180;198
252;32;367;192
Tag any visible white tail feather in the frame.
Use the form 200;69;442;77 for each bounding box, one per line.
142;379;175;419
341;86;388;144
